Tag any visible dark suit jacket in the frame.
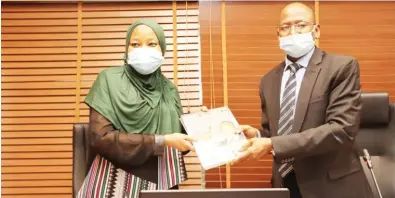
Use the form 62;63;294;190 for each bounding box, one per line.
259;48;373;198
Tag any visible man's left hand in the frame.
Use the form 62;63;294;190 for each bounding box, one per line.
231;138;273;165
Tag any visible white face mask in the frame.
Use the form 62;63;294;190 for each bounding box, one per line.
127;47;164;75
279;30;316;58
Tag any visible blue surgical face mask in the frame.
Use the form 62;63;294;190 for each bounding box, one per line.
127;47;164;75
279;26;316;58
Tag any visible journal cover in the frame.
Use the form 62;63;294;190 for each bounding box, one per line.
180;107;247;170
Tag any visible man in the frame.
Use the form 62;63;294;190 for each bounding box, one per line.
232;2;373;198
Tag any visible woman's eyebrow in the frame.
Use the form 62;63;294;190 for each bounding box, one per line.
147;38;159;42
130;36;143;40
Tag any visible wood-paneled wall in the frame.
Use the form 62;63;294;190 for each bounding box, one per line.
319;1;395;101
1;1;202;197
200;0;395;189
2;0;395;195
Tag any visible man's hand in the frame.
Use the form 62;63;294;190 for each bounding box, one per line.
231;138;272;165
238;125;260;139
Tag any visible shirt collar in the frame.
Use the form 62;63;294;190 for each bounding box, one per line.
285;46;315;70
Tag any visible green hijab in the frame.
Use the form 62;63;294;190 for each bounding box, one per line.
84;19;183;135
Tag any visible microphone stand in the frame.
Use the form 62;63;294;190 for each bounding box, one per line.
363;149;383;198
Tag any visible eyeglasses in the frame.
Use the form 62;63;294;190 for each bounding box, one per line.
278;22;315;35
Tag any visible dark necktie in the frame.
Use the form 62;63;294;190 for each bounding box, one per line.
278;63;300;178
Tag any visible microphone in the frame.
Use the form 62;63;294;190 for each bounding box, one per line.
363;149;373;169
362;149;383;198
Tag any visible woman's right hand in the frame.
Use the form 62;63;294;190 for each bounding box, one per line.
164;133;196;152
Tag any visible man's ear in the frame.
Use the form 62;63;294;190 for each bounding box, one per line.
313;24;321;40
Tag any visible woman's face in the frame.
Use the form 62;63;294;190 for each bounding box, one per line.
128;24;162;54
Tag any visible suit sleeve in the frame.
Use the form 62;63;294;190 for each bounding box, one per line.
89;108;165;167
271;58;362;163
259;78;272;138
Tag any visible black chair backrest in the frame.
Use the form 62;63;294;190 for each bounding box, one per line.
72;123;95;197
357;92;395;198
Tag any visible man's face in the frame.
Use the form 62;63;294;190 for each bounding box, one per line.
277;5;320;38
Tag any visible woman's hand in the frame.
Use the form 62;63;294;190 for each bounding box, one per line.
165;106;207;151
164;133;196;152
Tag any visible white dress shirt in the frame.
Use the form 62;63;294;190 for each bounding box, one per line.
280;47;315;114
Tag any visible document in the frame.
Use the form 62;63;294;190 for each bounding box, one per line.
180;107;247;170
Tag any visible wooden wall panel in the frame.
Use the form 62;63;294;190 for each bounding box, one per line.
1;1;202;197
319;1;395;102
1;3;78;197
199;1;225;188
4;1;394;195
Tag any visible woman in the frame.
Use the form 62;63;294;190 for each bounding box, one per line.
77;19;197;198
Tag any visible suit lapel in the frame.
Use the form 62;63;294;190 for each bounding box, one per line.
270;62;285;135
292;48;324;134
